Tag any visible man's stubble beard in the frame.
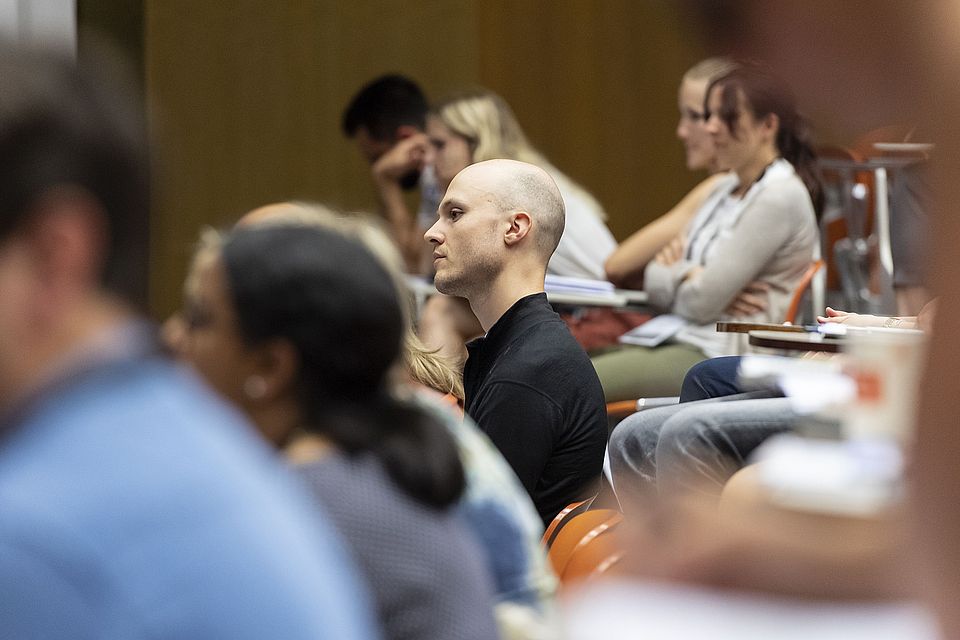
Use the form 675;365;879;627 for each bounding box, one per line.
433;252;501;303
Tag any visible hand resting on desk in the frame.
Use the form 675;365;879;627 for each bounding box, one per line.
817;307;918;330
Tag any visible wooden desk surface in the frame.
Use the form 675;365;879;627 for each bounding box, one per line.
716;321;807;334
748;330;843;353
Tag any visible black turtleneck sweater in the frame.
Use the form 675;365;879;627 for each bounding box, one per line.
463;293;607;525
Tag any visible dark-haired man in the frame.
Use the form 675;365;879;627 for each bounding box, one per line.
343;74;439;272
0;46;376;639
425;159;608;525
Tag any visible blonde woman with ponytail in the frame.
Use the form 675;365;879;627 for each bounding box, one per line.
427;89;617;280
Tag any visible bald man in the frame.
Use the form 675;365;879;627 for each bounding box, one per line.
425;159;607;524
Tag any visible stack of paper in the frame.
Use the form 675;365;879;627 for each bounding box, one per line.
544;274;616;296
618;314;687;347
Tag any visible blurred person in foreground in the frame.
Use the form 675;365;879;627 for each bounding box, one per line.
674;3;958;631
566;3;952;638
0;45;377;638
174;220;501;640
227;202;561;639
909;3;960;637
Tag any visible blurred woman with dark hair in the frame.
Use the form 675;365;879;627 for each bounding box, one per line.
594;61;821;402
177;223;499;640
235;202;560;637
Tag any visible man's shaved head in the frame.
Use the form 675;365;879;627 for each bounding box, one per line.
426;159;566;302
456;159;566;263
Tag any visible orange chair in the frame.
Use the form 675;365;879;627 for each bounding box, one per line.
545;508;622;580
606;400;638;421
783;258;826;325
559;511;625;585
606;397;679;421
541;497;595;548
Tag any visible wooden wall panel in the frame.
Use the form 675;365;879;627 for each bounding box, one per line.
145;1;705;316
476;0;707;242
145;0;481;316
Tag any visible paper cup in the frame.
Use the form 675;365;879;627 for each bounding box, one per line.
841;330;927;443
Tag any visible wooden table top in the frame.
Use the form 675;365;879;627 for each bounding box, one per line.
748;330;844;353
716;321;808;334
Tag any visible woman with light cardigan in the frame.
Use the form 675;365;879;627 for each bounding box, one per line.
593;62;822;402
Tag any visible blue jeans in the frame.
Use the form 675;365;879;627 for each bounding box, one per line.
608;393;796;506
679;356;745;401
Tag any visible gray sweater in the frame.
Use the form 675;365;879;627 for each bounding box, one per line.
644;159;818;357
296;453;500;640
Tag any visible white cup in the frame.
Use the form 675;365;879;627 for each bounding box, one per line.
841;329;927;443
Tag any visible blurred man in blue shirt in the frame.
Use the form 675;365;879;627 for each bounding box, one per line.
0;44;378;640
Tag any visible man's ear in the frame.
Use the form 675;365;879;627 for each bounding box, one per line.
503;211;532;247
251;337;300;403
395;124;421;140
27;186;106;298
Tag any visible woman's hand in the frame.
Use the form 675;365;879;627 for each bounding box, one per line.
654;233;686;266
816;306;885;327
725;280;770;317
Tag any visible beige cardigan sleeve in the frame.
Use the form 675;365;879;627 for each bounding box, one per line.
645;175;817;325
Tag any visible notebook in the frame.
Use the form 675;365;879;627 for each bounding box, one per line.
618;314;687;347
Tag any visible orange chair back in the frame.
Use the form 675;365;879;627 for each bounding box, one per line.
783;259;825;325
559;511;624;585
541;497;594;548
546;508;621;580
605;399;638;421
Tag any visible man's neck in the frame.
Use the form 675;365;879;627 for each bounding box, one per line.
0;295;131;415
469;268;546;333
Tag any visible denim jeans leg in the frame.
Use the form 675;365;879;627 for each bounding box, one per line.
655;397;799;497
